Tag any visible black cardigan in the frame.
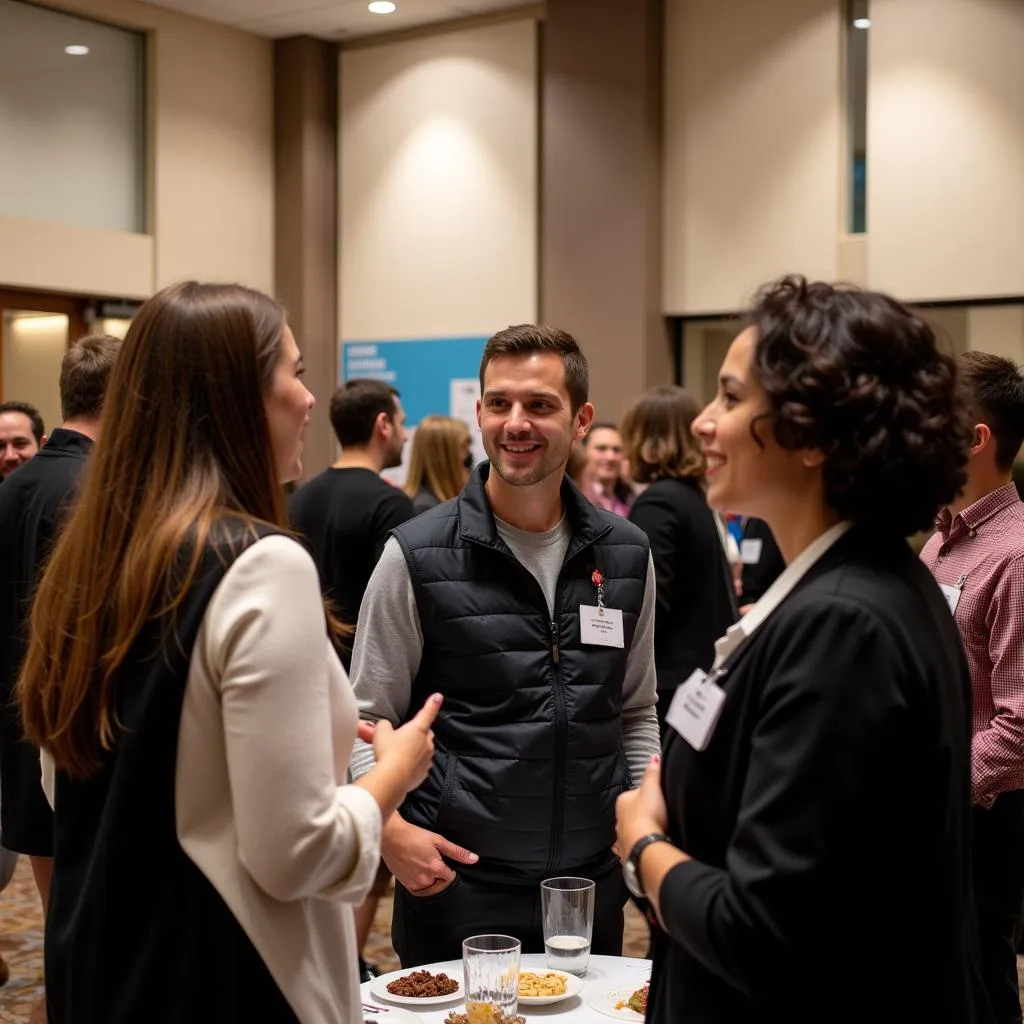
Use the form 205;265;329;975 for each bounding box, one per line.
627;477;737;725
647;525;988;1024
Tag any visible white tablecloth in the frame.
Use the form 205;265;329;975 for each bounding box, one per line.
361;952;652;1023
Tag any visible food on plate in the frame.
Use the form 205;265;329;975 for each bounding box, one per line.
385;969;459;997
615;981;649;1015
444;1009;525;1024
518;971;568;997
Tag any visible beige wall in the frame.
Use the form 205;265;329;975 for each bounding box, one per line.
0;0;273;297
2;313;67;432
339;19;538;341
868;0;1024;301
966;305;1024;362
663;0;841;315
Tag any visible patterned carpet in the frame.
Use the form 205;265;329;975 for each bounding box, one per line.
1;856;1020;1021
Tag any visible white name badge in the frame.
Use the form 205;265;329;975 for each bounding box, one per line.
939;584;962;615
579;605;624;648
740;538;763;565
666;669;727;751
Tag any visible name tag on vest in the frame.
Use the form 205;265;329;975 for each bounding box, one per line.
579;605;624;647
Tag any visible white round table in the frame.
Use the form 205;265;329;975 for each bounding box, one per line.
361;952;652;1023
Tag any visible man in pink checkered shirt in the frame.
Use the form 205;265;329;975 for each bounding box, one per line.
922;351;1024;1024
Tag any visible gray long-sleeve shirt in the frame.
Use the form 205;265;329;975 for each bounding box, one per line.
349;515;660;785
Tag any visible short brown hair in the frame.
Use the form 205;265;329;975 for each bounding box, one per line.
957;351;1024;471
60;334;122;421
620;385;705;484
479;325;589;411
330;379;400;447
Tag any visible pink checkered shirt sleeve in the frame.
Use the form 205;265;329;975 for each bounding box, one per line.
973;553;1024;804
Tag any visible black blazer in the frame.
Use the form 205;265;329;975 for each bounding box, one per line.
648;525;988;1024
739;516;785;606
628;478;737;715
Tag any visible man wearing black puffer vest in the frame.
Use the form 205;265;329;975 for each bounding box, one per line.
350;325;659;967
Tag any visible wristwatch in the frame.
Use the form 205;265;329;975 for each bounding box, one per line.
622;832;671;899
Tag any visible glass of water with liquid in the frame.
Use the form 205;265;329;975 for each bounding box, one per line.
541;876;595;976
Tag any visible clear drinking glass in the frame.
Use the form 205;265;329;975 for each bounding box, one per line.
462;934;521;1024
541;876;595;976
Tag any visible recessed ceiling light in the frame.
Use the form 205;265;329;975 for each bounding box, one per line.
64;44;90;55
853;17;871;28
368;1;397;13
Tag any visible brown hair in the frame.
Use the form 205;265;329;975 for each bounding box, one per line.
17;281;293;780
746;275;972;536
330;379;400;447
957;351;1024;471
404;415;470;503
479;324;589;411
60;333;122;421
620;385;705;484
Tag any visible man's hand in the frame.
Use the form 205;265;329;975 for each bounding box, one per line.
382;814;478;893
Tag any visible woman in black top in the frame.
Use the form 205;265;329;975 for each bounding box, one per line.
615;277;990;1023
622;385;737;735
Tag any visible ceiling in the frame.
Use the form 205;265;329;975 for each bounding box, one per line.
138;0;537;41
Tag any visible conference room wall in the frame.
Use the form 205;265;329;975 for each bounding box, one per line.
868;0;1024;303
339;18;538;343
663;0;843;316
0;0;274;298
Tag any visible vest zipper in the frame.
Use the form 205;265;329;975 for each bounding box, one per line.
548;615;566;877
472;531;612;879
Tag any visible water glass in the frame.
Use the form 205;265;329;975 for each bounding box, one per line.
541;876;595;976
462;934;521;1024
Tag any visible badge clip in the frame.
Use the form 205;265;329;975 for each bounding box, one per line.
591;569;605;615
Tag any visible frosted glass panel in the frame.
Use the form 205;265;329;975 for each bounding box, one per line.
0;0;145;234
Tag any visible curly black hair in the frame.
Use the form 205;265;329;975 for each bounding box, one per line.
746;275;972;536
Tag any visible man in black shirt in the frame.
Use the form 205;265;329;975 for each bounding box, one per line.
288;378;414;981
0;335;120;1016
289;378;415;657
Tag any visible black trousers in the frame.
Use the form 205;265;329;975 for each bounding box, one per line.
391;864;628;969
973;790;1024;1024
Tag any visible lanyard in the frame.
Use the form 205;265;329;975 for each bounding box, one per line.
710;521;853;672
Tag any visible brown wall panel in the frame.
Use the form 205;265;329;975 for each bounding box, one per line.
541;0;672;426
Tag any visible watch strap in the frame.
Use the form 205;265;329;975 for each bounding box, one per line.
628;832;671;872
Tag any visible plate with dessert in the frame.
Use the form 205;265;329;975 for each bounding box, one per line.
370;967;464;1006
588;979;649;1020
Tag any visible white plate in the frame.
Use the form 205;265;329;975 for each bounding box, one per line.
370;967;464;1007
362;1008;425;1024
587;982;650;1020
517;969;584;1006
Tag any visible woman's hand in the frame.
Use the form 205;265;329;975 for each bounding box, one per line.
355;694;442;819
614;755;669;862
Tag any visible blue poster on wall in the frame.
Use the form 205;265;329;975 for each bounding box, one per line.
341;337;488;425
341;336;490;483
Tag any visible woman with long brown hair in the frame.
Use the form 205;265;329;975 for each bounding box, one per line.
18;281;440;1023
403;413;472;513
621;385;738;734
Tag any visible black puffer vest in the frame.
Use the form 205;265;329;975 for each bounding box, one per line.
392;463;650;884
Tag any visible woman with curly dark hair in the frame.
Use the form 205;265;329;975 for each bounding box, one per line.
615;276;990;1023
